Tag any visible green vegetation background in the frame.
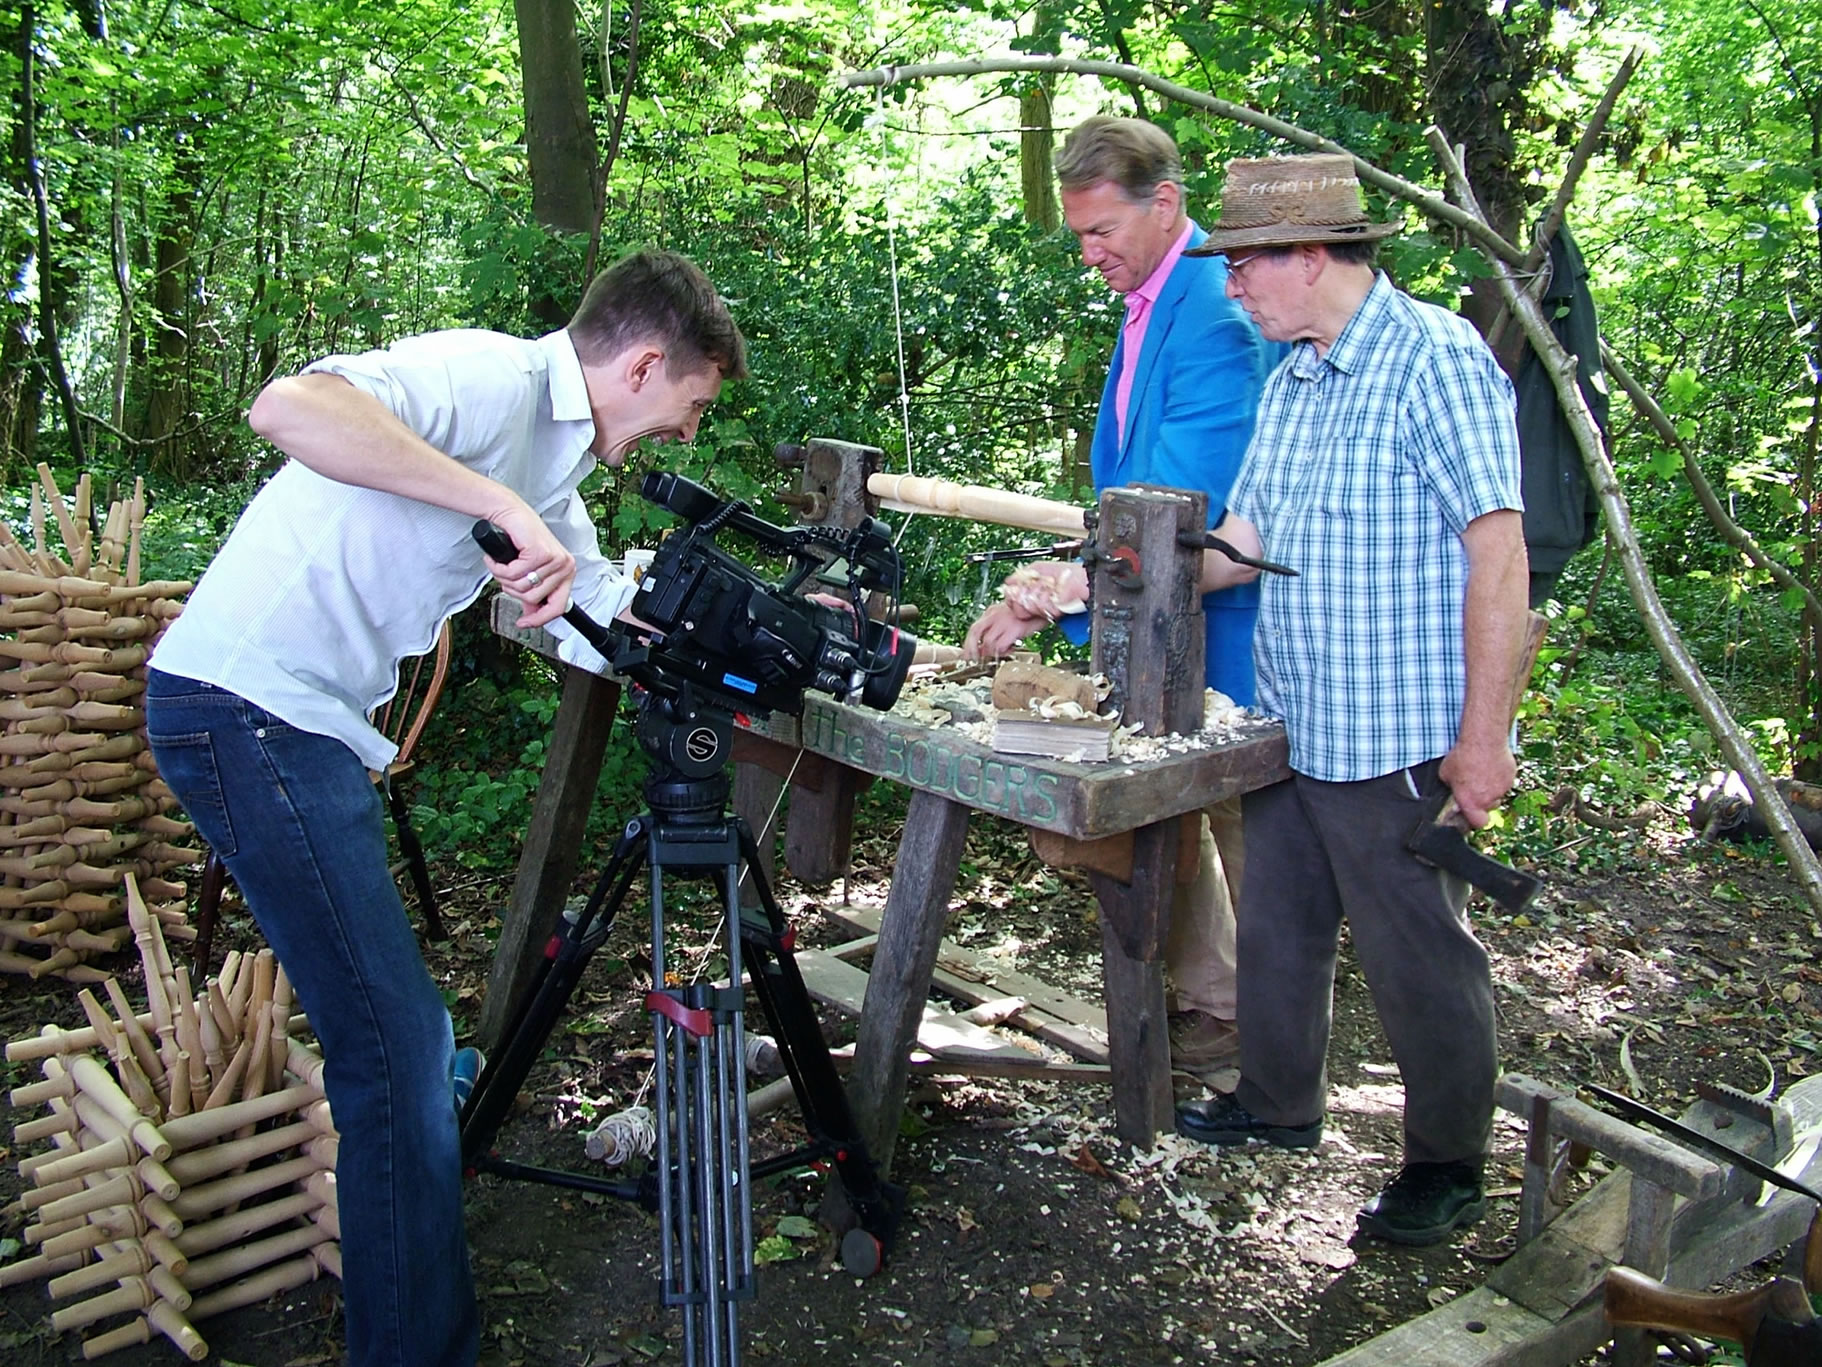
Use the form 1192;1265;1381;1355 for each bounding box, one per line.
5;0;1821;890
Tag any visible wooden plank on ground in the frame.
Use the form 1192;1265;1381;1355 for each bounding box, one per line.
821;905;1111;1064
745;1050;1121;1120
790;945;1035;1066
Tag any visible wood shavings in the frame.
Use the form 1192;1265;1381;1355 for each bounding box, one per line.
891;695;953;728
1028;697;1096;722
1205;689;1247;730
887;673;1272;767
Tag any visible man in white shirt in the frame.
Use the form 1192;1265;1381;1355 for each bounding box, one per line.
146;250;746;1367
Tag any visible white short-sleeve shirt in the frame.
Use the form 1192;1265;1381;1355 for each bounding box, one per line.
151;328;634;770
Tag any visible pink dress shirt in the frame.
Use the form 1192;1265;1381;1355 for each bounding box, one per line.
1113;221;1196;441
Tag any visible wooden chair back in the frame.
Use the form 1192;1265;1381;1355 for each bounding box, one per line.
373;621;454;774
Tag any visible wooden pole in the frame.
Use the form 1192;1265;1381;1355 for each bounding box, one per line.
864;473;1088;536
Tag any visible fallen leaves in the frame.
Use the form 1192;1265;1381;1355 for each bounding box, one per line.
753;1235;797;1264
1067;1143;1116;1180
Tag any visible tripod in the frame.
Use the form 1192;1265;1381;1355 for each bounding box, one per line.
458;682;904;1367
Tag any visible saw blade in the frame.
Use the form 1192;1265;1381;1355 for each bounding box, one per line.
1695;1079;1777;1128
1584;1083;1822;1206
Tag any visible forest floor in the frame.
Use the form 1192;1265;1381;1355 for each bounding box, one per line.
3;804;1818;1367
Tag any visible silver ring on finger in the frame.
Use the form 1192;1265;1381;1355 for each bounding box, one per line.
526;570;542;588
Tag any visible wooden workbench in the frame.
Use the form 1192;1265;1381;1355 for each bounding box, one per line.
479;590;1288;1165
478;466;1297;1170
732;696;1287;1166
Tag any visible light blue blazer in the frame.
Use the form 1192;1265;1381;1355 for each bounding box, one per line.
1088;223;1282;707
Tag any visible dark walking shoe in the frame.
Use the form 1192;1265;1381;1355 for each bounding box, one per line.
1356;1161;1486;1246
1175;1091;1323;1149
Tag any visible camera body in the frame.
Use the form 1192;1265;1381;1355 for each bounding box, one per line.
603;473;915;721
477;473;916;781
628;495;906;717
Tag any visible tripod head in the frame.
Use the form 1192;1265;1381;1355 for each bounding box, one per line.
631;677;739;823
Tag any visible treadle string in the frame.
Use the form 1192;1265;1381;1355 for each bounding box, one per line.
874;84;920;551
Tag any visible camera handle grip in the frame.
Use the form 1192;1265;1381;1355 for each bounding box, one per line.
470;520;620;660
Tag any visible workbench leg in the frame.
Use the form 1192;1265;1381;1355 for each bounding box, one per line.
1611;1176;1677;1367
478;667;621;1051
1089;820;1177;1148
846;790;971;1177
784;766;866;886
1096;921;1173;1148
733;762;784;911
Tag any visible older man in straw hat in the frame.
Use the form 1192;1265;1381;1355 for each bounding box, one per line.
1170;154;1528;1248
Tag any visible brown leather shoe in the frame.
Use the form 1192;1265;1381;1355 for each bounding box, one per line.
1168;1010;1240;1070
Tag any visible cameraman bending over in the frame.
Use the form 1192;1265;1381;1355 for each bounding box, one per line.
146;250;746;1367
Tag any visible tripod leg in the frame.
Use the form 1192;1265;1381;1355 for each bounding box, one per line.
460;819;647;1172
648;856;760;1367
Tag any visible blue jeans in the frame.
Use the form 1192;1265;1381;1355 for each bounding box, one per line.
146;670;479;1367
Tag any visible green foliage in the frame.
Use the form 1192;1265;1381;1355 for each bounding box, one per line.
16;0;1822;886
405;668;641;872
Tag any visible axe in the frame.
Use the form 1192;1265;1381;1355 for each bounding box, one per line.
1404;611;1548;912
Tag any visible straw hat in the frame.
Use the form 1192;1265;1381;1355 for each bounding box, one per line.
1185;154;1402;255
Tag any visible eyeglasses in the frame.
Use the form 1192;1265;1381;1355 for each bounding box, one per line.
1225;250;1271;286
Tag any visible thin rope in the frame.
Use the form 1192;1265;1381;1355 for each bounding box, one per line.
877;86;919;550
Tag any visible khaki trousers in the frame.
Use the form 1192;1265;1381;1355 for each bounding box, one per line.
1163;795;1245;1020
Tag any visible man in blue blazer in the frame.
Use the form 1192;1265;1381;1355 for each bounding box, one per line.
966;116;1281;1073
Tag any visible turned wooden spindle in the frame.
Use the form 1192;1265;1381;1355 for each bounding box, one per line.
100;976;165;1091
168;1154;326;1223
173;1189;325;1260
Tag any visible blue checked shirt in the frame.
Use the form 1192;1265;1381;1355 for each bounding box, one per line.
1229;274;1522;782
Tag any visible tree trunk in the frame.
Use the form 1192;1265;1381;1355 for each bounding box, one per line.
20;2;85;469
140;143;200;470
515;0;598;234
0;319;37;474
108;117;131;437
514;0;599;325
1019;81;1058;233
1424;0;1532;340
1791;96;1822;779
1;7;37;474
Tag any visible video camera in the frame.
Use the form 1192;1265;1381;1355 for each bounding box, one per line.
475;472;917;756
620;472;915;716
